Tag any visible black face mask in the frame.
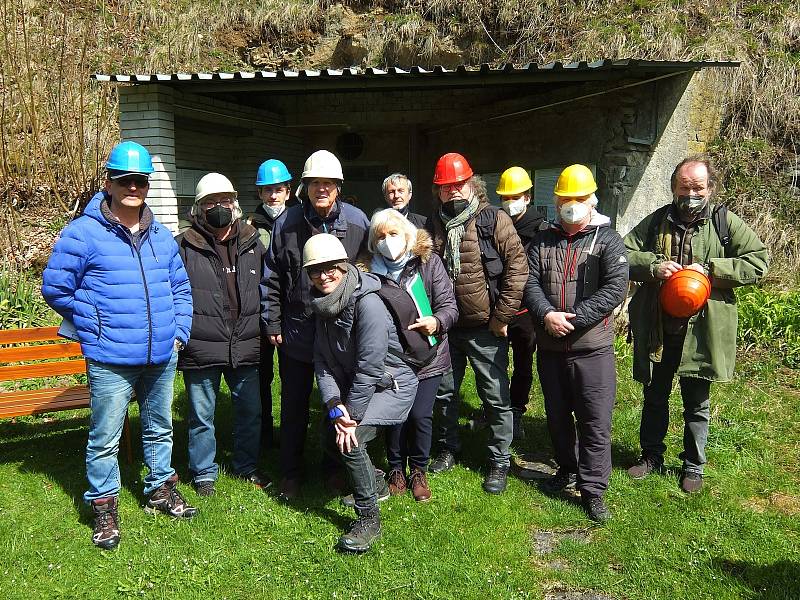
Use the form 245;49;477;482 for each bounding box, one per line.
442;199;468;217
205;205;233;228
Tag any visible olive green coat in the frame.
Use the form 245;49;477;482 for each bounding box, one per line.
625;205;769;384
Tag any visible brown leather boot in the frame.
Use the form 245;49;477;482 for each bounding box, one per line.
387;469;407;496
409;468;432;502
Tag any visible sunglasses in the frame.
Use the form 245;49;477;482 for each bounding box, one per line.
113;176;150;188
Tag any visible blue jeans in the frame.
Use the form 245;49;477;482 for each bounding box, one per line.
184;365;261;482
85;353;178;502
435;326;513;467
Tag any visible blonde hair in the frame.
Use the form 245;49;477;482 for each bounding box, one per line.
368;208;417;254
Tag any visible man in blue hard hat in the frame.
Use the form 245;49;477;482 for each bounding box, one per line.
247;158;292;449
42;140;196;550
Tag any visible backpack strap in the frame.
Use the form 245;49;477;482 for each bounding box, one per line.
645;204;672;252
712;204;731;257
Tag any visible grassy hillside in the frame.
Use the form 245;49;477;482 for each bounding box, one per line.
0;0;798;280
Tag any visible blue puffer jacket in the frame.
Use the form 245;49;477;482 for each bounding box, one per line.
42;191;193;366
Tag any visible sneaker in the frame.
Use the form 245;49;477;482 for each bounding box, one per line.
192;480;216;497
512;412;526;442
278;477;301;501
627;455;663;480
680;471;703;493
145;475;198;519
340;475;390;508
337;507;381;553
91;497;120;550
581;495;612;523
482;463;509;494
429;450;456;474
541;469;577;495
409;468;432;502
236;471;272;489
387;469;407;496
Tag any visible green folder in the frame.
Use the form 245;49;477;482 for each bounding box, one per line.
405;273;438;347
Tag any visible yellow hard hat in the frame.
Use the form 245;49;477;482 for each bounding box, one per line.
496;167;533;196
554;164;597;197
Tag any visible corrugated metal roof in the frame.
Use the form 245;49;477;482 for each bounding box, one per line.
94;59;738;85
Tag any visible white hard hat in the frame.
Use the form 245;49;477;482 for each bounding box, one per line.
195;172;237;203
302;233;348;268
301;150;344;181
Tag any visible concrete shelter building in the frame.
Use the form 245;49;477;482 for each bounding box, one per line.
95;59;737;234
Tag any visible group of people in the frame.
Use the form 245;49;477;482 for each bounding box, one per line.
41;140;768;553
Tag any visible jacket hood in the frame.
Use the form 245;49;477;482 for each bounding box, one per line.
354;270;382;298
181;216;258;251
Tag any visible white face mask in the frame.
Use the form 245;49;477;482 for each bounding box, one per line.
376;234;406;261
559;200;591;224
502;198;527;217
262;203;285;219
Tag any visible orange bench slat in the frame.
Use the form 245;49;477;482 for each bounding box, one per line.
0;359;87;383
0;326;61;344
0;342;83;362
0;386;90;418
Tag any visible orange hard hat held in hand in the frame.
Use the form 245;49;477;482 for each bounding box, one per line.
659;268;711;318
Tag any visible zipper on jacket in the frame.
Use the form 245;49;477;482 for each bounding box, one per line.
134;240;154;365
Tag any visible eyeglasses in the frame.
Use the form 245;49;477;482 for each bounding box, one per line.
114;176;150;188
201;199;235;209
440;180;468;192
307;266;339;279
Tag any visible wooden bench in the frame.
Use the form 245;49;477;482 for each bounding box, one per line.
0;326;132;463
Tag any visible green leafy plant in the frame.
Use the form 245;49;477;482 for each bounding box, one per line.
736;286;800;367
0;266;58;329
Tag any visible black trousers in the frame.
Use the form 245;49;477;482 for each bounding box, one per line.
537;346;616;497
509;312;536;414
259;339;275;446
385;374;442;472
640;333;711;474
277;350;339;481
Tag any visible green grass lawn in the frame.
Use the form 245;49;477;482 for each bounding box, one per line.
1;343;798;600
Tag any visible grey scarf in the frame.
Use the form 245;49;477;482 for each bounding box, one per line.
439;193;480;280
310;263;360;319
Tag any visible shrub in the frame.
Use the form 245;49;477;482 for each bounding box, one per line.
0;266;58;330
736;286;800;367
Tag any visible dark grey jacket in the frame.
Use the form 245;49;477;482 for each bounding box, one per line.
358;229;459;380
524;217;629;352
314;272;418;425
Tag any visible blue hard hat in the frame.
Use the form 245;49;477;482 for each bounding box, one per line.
256;159;291;186
106;141;154;175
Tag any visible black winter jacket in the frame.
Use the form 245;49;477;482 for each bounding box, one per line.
177;219;266;369
262;199;370;362
524;217;628;352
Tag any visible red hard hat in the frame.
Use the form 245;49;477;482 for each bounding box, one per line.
659;268;711;318
433;152;474;185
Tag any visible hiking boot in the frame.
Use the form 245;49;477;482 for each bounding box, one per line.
482;463;509;495
337;506;381;553
278;478;301;501
91;497;120;550
340;475;390;508
627;455;663;480
541;469;577;495
192;479;216;497
429;450;456;474
680;472;703;493
512;412;526;442
145;474;198;519
236;471;272;489
387;468;407;496
581;495;612;523
409;468;432;502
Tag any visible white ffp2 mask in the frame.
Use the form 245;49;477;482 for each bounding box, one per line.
377;234;406;261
